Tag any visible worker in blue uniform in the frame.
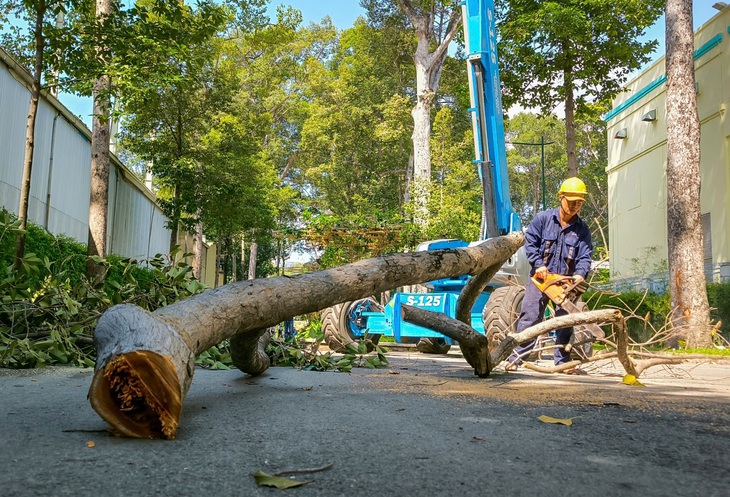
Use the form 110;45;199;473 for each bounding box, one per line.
506;177;593;373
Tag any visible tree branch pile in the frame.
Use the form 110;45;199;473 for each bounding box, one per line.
402;286;687;379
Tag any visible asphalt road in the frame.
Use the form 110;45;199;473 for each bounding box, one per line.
1;351;729;497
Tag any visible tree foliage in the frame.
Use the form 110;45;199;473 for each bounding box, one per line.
117;1;297;270
361;0;462;225
496;0;663;175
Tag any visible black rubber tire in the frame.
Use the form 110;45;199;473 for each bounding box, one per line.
322;298;381;353
416;337;452;354
482;285;525;354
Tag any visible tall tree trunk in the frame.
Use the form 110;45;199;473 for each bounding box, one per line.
665;0;711;347
248;237;258;280
169;183;180;252
215;234;223;288
86;0;113;282
410;56;434;224
398;0;461;225
231;237;237;282
563;64;578;177
240;235;246;281
223;237;229;285
192;216;203;280
14;8;46;271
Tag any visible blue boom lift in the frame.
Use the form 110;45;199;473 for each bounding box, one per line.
321;0;529;354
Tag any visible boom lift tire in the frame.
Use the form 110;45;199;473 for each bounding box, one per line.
482;285;525;354
322;298;381;353
416;337;452;354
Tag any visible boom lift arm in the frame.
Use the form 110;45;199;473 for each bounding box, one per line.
461;0;521;238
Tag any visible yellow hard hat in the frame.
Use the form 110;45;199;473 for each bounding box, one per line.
558;177;587;200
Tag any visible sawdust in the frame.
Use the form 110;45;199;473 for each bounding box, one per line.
105;357;178;439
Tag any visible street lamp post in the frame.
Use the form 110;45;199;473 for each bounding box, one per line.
510;136;555;211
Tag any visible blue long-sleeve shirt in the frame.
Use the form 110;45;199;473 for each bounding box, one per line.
524;208;593;278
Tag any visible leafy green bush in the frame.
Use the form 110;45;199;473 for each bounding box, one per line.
585;289;671;343
587;280;730;343
0;210;87;287
0;212;206;368
706;283;730;339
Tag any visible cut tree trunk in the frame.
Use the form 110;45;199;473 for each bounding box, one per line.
89;232;524;439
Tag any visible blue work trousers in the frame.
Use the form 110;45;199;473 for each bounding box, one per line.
509;278;573;366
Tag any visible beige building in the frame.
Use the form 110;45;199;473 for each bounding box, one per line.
606;6;730;288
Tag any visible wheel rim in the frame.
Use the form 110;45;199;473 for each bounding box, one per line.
345;298;379;338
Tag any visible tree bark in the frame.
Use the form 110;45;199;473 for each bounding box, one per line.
215;234;223;288
192;217;203;280
169;184;180;252
665;0;711;347
454;262;502;325
248;238;258;280
88;231;524;438
86;0;113;282
240;235;246;282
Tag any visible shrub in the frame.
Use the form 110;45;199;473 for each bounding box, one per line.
587;281;730;343
0;212;206;368
584;289;671;343
707;283;730;339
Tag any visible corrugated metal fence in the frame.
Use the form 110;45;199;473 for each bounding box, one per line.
0;47;213;284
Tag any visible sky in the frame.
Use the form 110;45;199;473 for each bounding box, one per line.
59;1;722;127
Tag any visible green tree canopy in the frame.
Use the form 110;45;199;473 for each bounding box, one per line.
496;0;663;175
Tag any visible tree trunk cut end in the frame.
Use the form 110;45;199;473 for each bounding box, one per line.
89;350;183;439
90;304;196;439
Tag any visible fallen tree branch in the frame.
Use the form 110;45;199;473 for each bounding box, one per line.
454;262;503;325
89;231;524;439
522;352;618;374
400;306;622;377
633;357;684;375
614;317;639;377
491;310;623;366
402;304;491;377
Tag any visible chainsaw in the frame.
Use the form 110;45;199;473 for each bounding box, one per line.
530;274;605;353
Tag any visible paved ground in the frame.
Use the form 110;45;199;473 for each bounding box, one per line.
1;350;729;497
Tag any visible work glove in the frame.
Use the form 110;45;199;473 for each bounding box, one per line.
534;266;548;280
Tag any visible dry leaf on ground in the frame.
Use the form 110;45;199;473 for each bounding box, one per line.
538;415;573;426
253;471;310;489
